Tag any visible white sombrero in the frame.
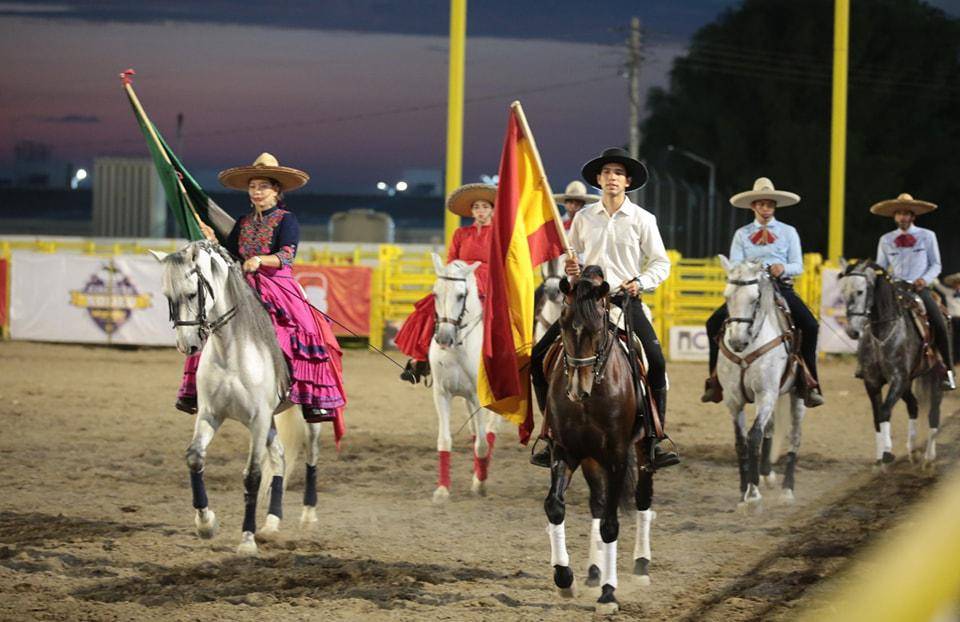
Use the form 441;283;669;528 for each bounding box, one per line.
730;177;800;209
446;183;497;217
553;180;596;204
218;152;309;192
869;193;937;217
942;273;960;288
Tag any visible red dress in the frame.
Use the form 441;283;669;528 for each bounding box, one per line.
394;224;491;360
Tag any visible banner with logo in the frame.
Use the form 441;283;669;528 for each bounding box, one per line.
669;325;710;362
819;267;859;354
293;265;371;337
10;251;174;345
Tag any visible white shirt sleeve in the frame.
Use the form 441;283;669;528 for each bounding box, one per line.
876;236;889;271
637;214;671;291
568;211;584;256
921;230;942;284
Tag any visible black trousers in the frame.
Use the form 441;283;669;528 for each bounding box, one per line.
919;288;954;368
952;317;960;368
530;295;667;411
706;285;820;381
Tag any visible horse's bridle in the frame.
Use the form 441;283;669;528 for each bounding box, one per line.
169;266;237;340
561;305;614;385
841;268;899;328
433;274;480;345
725;277;763;341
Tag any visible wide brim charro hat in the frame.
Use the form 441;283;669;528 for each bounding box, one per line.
580;147;648;192
446;183;497;217
553;180;597;204
869;193;937;217
218;152;309;192
730;177;800;208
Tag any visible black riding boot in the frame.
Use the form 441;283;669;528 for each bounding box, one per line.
530;380;553;468
652;388;680;469
400;359;431;384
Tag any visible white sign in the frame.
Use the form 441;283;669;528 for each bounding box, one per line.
10;251;175;346
669;325;710;361
819;267;858;354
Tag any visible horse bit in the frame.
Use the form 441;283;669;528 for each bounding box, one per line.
169;266;237;339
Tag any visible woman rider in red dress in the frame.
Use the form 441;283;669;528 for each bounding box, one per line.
396;183;495;383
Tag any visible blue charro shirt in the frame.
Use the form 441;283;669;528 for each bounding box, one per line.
729;217;803;277
876;224;941;283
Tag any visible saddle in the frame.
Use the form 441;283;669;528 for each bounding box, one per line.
542;326;665;443
892;283;940;377
717;290;809;404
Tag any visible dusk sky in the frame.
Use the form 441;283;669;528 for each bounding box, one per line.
2;0;959;193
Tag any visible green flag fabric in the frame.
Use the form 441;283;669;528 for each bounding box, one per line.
125;88;235;242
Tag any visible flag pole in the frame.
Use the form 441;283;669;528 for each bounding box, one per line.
119;69;203;228
509;101;576;261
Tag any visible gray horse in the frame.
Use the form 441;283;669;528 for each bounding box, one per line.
839;260;943;467
151;241;322;554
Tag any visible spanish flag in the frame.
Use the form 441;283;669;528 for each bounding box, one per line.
478;103;567;443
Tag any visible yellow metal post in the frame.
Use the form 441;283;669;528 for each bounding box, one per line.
828;0;850;262
444;0;466;248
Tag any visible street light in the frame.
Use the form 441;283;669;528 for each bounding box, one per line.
667;145;716;255
71;167;88;190
395;180;408;192
376;180;407;197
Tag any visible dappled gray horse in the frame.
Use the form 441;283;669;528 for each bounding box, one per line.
839;260;943;467
151;241;321;555
717;257;805;508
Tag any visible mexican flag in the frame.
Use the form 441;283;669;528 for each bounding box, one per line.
121;70;234;242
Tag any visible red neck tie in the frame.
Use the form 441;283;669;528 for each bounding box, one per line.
894;233;916;248
750;225;776;246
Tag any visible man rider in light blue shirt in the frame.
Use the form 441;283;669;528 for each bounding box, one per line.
871;193;955;390
701;177;824;406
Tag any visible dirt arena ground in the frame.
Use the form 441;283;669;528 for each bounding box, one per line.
0;341;957;621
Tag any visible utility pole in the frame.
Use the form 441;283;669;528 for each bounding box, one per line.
627;16;642;204
445;0;466;248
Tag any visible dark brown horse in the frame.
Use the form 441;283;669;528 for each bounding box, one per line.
543;267;656;615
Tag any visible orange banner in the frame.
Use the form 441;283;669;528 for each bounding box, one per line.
293;265;371;337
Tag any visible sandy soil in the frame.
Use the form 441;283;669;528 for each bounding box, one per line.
0;341;957;621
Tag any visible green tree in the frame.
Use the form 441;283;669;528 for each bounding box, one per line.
642;0;960;267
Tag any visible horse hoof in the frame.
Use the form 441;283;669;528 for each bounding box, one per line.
256;513;281;540
779;488;796;504
432;486;450;505
299;506;319;529
632;557;651;585
737;499;763;515
761;471;778;488
236;531;258;556
596;584;619;615
554;565;575;597
195;508;218;539
882;451;896;464
585;563;601;587
470;476;487;497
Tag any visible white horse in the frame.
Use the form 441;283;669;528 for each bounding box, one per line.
429;254;501;503
151;241;323;554
717;256;805;509
535;256;565;342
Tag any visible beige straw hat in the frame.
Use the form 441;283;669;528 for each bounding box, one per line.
446;183;497;217
218;152;309;192
553;180;596;204
730;177;800;209
869;193;937;217
941;273;960;288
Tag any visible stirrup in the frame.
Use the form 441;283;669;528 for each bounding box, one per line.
803;386;825;408
652;437;681;469
400;360;421;385
945;370;957;391
530;437;553;468
700;376;722;403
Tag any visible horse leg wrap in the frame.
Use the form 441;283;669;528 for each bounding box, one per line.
242;470;261;534
437;451;451;489
190;470;208;510
782;452;797;491
601;539;618;589
634;510;653;561
546;521;570;567
268;475;283;519
588;519;603;569
472;432;496;481
304;464;318;507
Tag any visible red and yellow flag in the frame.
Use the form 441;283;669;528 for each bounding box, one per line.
478;105;567;443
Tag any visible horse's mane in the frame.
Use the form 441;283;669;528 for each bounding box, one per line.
571;266;606;327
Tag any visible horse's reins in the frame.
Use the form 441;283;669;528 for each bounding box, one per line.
169;266;238;339
433;274;482;346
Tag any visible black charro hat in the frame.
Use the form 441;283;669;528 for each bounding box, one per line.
580;147;648;192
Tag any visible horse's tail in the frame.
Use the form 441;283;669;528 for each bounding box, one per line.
258;406;306;505
620;444;639;515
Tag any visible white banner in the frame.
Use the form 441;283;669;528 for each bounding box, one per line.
10;251;175;346
669;324;710;362
819;267;858;354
